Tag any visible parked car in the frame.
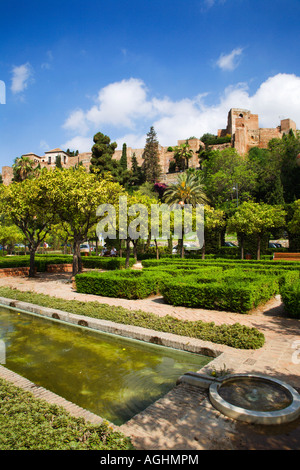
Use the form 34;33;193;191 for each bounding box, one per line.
269;242;282;248
172;243;194;254
80;243;90;253
223;241;236;247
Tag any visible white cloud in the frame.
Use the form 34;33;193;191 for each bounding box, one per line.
11;63;33;94
115;133;148;150
62;73;300;153
61;135;93;153
63;78;154;135
216;48;244;71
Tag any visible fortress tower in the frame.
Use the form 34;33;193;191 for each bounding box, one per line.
218;108;297;155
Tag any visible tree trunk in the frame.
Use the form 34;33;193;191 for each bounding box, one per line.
240;236;244;260
154;238;159;259
29;248;36;277
257;236;261;260
178;237;184;258
201;238;206;260
146;234;151;251
168;234;173;254
125;237;131;269
132;240;138;262
72;240;82;276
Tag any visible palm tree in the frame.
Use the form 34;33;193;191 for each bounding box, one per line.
12;156;37;182
170;140;194;171
163;172;208;207
163;172;209;257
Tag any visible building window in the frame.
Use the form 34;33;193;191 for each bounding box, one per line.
64;155;66;164
48;157;51;164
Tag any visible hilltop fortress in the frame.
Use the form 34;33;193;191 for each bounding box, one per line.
2;108;297;185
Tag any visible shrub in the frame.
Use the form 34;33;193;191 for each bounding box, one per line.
75;270;167;299
0;255;135;272
0;378;133;450
280;281;300;319
160;276;278;314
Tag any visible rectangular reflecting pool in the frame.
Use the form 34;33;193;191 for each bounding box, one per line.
0;306;211;425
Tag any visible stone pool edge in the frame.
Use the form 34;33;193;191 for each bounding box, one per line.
0;296;225;358
0;296;226;429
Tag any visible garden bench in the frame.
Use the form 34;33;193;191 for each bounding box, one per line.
273;252;300;261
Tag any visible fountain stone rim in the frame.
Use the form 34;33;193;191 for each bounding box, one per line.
209;373;300;425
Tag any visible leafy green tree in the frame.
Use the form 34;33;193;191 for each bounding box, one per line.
287;199;300;236
66;148;79;156
142;126;162;183
202;205;226;259
248;147;284;205
90;132;118;175
268;130;300;203
0;224;24;254
128;152;145;187
227;201;286;259
46;166;124;275
90;132;129;186
0;169;59;276
202;147;257;212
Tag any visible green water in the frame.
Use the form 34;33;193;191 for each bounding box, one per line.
0;307;211;425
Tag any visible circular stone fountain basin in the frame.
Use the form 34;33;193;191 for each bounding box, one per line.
209;374;300;425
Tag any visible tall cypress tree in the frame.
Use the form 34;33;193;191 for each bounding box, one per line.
120;143;127;169
90;132;118;177
129;152;145;187
142;126;162;183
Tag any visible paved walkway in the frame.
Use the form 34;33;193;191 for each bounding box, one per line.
0;271;299;450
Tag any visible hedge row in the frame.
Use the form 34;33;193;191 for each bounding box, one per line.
144;265;299;289
75;270;165;299
75;264;291;314
141;257;300;269
160;276;278;314
280;280;300;319
0;255;134;271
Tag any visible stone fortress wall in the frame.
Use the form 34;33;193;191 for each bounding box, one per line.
218;108;297;155
2;108;297;186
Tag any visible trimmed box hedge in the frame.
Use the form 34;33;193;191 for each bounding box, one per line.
141;257;300;270
160;276;278;314
280;280;300;319
75;264;282;313
75;269;167;299
0;255;134;271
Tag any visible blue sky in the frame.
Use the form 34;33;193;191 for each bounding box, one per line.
1;0;300;167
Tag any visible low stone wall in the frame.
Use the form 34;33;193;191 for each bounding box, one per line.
46;264;73;273
0;267;34;278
